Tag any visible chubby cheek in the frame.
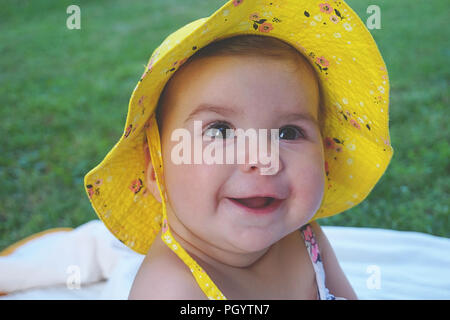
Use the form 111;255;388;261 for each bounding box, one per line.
163;158;224;227
286;149;325;227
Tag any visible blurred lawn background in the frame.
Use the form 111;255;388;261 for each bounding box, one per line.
0;0;448;251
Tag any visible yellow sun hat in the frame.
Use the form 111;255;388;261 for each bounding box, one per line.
84;0;393;299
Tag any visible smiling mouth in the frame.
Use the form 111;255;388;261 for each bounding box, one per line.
230;197;276;209
227;196;283;215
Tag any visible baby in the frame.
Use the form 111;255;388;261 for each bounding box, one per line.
85;0;392;301
129;35;357;300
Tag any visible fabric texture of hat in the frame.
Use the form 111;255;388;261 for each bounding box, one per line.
84;0;394;299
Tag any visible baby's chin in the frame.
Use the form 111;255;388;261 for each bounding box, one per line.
220;224;286;253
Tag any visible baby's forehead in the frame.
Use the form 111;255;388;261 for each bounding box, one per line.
157;54;320;127
178;55;317;96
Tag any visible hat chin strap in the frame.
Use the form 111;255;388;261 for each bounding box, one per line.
145;114;226;300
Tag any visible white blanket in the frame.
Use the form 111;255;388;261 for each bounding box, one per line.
1;220;449;300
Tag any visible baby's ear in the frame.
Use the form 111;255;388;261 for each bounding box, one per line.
143;140;162;203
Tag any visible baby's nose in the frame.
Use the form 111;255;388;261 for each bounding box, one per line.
236;130;281;175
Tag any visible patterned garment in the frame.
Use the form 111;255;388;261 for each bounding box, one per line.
299;223;346;300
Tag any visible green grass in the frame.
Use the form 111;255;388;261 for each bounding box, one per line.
0;0;448;250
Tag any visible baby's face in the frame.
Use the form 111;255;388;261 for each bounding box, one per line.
154;54;325;253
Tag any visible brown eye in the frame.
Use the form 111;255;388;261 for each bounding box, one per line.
204;121;235;139
279;126;305;140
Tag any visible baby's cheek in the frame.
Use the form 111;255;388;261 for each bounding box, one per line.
165;163;221;220
165;164;196;205
289;159;325;219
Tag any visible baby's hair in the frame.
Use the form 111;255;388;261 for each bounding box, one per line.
155;34;325;135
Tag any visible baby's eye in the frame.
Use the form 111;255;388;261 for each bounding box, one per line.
204;121;235;139
279;125;306;140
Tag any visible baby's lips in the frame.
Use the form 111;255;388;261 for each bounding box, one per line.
227;192;286;201
231;197;274;208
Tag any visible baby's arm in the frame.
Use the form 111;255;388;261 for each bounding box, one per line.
310;221;358;300
128;248;207;300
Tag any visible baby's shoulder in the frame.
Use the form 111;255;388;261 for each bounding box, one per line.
128;237;207;300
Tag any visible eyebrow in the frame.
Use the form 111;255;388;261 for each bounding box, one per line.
184;104;244;124
184;103;318;125
280;111;318;126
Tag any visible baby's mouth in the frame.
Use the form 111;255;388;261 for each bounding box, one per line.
230;197;275;209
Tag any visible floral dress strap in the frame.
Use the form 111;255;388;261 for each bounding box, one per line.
299;223;336;300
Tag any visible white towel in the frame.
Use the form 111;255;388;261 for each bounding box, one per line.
0;220;448;299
